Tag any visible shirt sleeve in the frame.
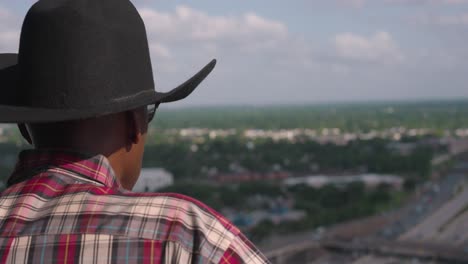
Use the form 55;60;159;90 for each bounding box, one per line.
218;233;270;264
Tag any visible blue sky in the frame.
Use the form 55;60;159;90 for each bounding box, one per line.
1;0;468;106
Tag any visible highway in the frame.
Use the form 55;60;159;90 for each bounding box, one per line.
376;172;467;241
263;160;468;263
399;184;468;245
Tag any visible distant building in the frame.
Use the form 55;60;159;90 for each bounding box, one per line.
0;126;5;142
227;209;306;229
284;174;403;189
213;171;290;184
388;142;417;155
133;168;174;192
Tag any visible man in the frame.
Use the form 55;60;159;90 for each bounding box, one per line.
0;0;269;263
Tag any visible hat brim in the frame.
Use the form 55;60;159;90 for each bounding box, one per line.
0;54;216;123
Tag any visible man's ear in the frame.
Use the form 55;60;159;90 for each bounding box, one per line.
18;124;33;145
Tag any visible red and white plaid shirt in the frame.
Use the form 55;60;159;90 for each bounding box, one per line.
0;150;269;264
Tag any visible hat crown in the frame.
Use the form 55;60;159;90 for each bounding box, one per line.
17;0;155;109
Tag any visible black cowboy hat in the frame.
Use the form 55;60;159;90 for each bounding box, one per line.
0;0;216;123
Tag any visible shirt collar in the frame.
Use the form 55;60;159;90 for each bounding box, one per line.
8;149;121;188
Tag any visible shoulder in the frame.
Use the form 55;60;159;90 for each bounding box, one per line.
121;191;242;236
118;191;269;263
111;190;263;262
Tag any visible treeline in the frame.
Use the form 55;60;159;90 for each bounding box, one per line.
143;137;434;180
249;182;408;242
0;135;434;184
154;101;468;131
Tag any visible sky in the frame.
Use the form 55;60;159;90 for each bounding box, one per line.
1;0;468;106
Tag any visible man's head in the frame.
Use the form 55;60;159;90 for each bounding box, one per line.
19;105;156;190
0;0;216;124
0;0;216;190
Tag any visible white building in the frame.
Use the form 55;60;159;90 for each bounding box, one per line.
132;168;174;192
284;174;403;189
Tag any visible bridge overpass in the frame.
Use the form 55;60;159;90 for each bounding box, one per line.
265;238;468;264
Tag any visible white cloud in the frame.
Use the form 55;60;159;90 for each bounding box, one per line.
137;5;307;74
337;0;367;8
150;43;171;58
0;7;9;18
0;6;20;52
415;13;468;26
389;0;468;4
333;31;405;64
444;0;468;3
133;5;321;104
139;6;287;42
0;31;18;51
136;5;413;105
437;13;468;25
338;0;468;7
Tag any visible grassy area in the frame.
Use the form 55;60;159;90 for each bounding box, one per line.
375;190;410;213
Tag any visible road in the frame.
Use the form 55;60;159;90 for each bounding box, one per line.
399;184;468;245
263;160;468;264
375;170;466;240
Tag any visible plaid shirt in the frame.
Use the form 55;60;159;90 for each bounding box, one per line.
0;150;269;264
